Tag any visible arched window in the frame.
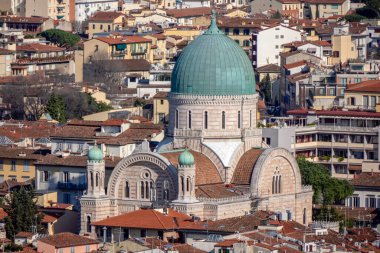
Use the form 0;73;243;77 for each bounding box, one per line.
90;172;94;188
163;180;169;200
186;177;190;192
175;110;179;128
278;175;281;194
272;176;276;194
95;173;99;187
180;176;184;194
238;111;241;129
188;111;192;129
141;182;145;199
222;111;226;129
272;169;281;194
250;110;252;128
125;181;130;198
204;111;208;129
86;216;91;233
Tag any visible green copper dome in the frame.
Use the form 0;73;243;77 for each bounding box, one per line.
178;149;195;166
171;11;256;96
88;145;103;161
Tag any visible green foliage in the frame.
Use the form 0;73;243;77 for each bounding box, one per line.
46;93;66;123
24;34;34;39
40;29;80;47
314;206;343;221
85;93;112;112
356;6;379;18
363;0;380;16
4;243;23;252
260;74;271;104
134;98;147;107
297;157;354;205
3;186;42;240
272;11;282;19
344;14;366;22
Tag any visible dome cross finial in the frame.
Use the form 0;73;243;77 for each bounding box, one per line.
204;9;223;35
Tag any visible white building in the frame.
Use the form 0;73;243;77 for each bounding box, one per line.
252;25;303;68
75;0;119;23
177;0;211;9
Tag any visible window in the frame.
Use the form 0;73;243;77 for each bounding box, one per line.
9;176;16;182
243;40;250;47
63;193;71;204
160;99;164;105
125;181;130;198
233;28;239;35
92;24;95;29
249;110;252;128
204;111;208;129
371;96;376;107
22;176;30;182
86;216;91;233
188;111;192;129
243;29;250;35
238;111;241;129
354;77;362;83
86;245;90;252
275;45;279;49
0;160;3;171
341;77;347;85
11;160;16;171
222;111;226;129
331;4;338;9
347;97;356;106
272;169;281;194
280;35;284;38
363;95;369;108
224;28;229;34
100;24;103;29
158;113;165;123
23;161;29;172
175;110;179;128
275;35;279;39
70;247;75;253
63;172;70;183
41;171;49;182
0;175;4;183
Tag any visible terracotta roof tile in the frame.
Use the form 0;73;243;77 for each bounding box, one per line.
350;172;380;187
41;213;58;223
16;43;64;52
15;232;34;238
195;184;245;198
303;0;346;3
153;92;168;99
160;150;222;186
287;109;380;118
284;60;307;69
231;149;264;185
89;11;125;22
0;16;48;24
256;64;281;73
166;7;211;18
35;154;121;168
346;80;380;93
38;232;99;248
0;208;7;221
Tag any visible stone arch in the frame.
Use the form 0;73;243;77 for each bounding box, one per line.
250;148;302;197
107;152;178;198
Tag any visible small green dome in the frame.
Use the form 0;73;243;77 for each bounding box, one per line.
178;149;195;166
88;145;103;161
171;11;256;96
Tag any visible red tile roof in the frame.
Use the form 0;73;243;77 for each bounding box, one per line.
231;149;264;185
346;80;380;93
88;11;125;22
92;208;192;230
41;213;58;223
160;150;222;186
284;60;307;70
256;64;281;73
38;233;99;248
303;0;346;3
195;184;246;198
166;7;211;18
15;232;34;238
16;43;64;52
0;16;48;24
350;172;380;188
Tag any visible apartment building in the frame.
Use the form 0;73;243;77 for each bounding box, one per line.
344;80;380;110
0;0;26;16
0;147;45;183
25;0;75;22
252;25;303;68
303;0;350;19
262;109;380;179
153;92;169;125
83;35;152;63
0;48;16;77
251;0;304;19
87;11;127;39
75;0;119;23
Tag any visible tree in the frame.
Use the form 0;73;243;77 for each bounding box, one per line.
260;74;272;104
39;29;80;47
3;186;42;240
272;10;282;19
363;0;380;16
356;6;379;18
344;14;366;22
46;93;66;123
297;157;354;205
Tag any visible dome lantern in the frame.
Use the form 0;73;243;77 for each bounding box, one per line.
88;145;104;162
178;149;195;166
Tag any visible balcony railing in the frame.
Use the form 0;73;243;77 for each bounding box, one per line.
57;182;86;190
131;49;147;55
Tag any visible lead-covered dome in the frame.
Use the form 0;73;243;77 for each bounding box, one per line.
171;11;256;96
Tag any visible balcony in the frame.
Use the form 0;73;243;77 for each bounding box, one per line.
57;182;86;190
131;49;147;55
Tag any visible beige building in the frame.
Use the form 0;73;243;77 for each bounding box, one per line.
0;48;16;77
251;0;304;19
83;36;152;64
344;80;380;110
0;0;25;16
25;0;74;21
87;12;127;39
331;34;357;65
303;0;350;19
145;34;167;64
153;92;169;124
